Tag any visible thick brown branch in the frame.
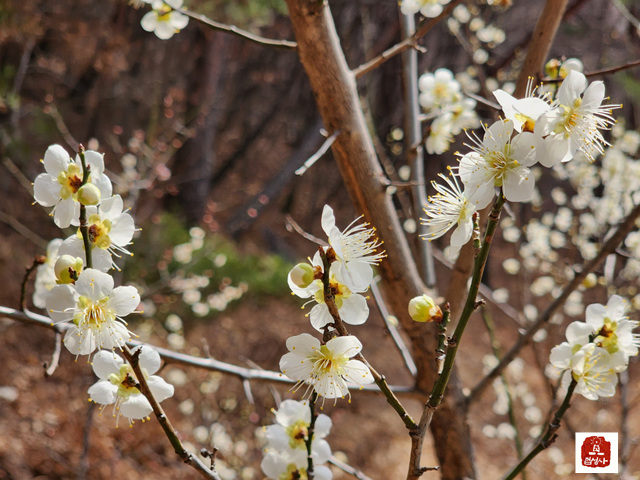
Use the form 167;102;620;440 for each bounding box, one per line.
513;0;570;97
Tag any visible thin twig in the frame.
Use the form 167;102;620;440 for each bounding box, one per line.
122;345;222;480
285;214;327;246
329;455;374;480
0;306;415;395
352;0;464;78
408;192;506;480
2;157;35;194
20;256;44;311
0;208;49;249
502;378;578;479
609;0;640;30
468;202;640;403
44;332;63;377
43;103;79;151
174;7;297;49
540;59;640;83
305;392;318;479
480;306;526;478
370;279;417;377
295;130;340;176
319;248;418;430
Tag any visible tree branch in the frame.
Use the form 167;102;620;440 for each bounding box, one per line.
468;202;640;402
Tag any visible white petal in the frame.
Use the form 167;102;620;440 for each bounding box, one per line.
33;174;62;207
140;11;158;32
170;12;189;29
558;70;587;106
110;213;135;246
549;343;572;369
503;168;534;203
312;438;332;464
109;286;140;316
275;399;309;426
565;321;594;345
120;394;153;419
510;132;537;167
88;380;118;405
135;345;161;374
325;335;362;357
279;352;313;381
75;269;113;300
43;144;70;175
286;333;320;354
450;219;473;247
343;359;374;385
585;303;606;329
339;295;369;326
95;321;130;349
63;326;96;355
265;425;290;451
321;205;336;237
154;22;176;40
261;451;285;479
314;413;332;438
81;150;105;175
313;466;333;480
54;197;77;228
92;173;113;199
606;295;627;320
92;350;123;378
147;375;174;402
310;304;334;331
46;284;77;323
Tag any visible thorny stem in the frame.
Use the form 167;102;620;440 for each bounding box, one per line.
21;256;44;311
305;392;318;479
77;146;93;270
318;248;418;431
408;192;505;479
121;345;222;480
502;378;578;480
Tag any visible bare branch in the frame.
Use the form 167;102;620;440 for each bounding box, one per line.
295;129;340;176
541;59;640;83
370;279;417;377
0;306;415;396
514;0;570;97
44;332;63;377
352;0;464;78
174;7;297;50
329;455;375;480
21;256;44;311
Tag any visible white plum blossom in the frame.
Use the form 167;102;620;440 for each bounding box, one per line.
421;172;477;256
261;450;332;480
426;113;455;154
321;205;384;292
537;70;620;164
458;119;537;208
550;343;617;400
288;251;369;332
46;268;139;355
401;0;451;17
58;195;135;272
33;238;63;308
418;68;461;110
265;399;332;465
88;346;174;426
141;0;189;40
280;333;374;401
33;145;112;228
585;295;639;371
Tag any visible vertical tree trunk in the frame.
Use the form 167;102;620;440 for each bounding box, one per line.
284;1;475;478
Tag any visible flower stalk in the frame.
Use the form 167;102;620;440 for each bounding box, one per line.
305;392;318;480
77;146;93;270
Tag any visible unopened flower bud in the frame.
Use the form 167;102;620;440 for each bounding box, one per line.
289;263;315;289
55;255;83;284
77;183;101;205
408;295;442;323
581;273;598;289
544;59;561;78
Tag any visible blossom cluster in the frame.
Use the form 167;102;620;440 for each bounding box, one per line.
32;144;174;424
280;205;380;401
400;0;451;18
421;70;620;257
418;68;480;154
549;296;639;400
261;399;333;480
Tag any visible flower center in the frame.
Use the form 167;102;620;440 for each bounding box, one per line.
109;364;142;399
57;163;85;199
281;464;307;480
286;420;309;449
75;295;115;327
596;318;619;354
86;214;113;249
311;345;348;378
